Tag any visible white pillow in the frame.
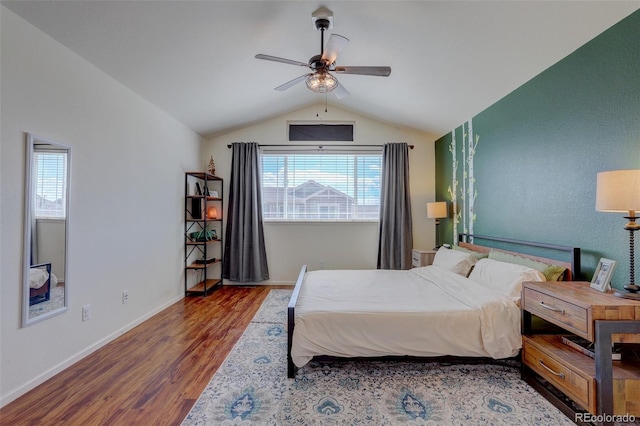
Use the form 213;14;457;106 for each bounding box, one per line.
432;247;477;276
468;258;545;300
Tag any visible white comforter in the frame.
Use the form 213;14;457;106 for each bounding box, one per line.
29;268;49;289
291;265;522;368
29;267;58;289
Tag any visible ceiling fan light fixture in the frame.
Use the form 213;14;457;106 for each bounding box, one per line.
305;71;338;93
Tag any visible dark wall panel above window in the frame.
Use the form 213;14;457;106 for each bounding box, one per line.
289;124;354;141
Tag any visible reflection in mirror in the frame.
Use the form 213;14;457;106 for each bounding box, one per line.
23;133;70;326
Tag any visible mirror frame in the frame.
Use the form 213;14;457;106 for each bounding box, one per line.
23;133;71;327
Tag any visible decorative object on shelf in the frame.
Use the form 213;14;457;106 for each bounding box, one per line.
427;201;447;249
590;258;616;292
191;197;202;219
207;155;216;176
207;206;218;220
210;190;219;198
195;182;202;195
189;229;216;242
596;169;640;300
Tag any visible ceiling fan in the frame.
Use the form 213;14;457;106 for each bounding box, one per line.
255;9;391;99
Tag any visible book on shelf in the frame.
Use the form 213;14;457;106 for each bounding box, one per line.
561;335;622;360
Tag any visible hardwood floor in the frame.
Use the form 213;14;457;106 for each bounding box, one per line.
0;285;290;425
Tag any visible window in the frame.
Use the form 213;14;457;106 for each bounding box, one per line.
261;152;382;221
33;150;68;219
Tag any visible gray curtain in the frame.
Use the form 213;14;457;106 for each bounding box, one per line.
223;142;269;282
377;142;413;269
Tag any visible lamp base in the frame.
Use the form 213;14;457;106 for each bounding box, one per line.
614;289;640;301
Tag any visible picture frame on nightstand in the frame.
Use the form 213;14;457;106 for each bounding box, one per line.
590;258;616;292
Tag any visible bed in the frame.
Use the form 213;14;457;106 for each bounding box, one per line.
29;263;52;306
286;234;580;378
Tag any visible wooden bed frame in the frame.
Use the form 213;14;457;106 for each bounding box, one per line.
286;234;581;378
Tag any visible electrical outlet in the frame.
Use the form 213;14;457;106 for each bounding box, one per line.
319;260;325;269
82;304;91;322
122;291;129;304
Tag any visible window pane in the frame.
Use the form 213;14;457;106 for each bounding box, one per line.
34;151;67;219
261;152;381;221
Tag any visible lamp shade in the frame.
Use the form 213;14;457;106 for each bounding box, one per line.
427;201;447;219
596;170;640;212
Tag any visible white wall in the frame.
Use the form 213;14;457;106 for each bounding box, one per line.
205;104;437;283
0;8;202;405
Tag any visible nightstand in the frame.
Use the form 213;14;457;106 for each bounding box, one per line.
411;249;436;267
521;281;640;423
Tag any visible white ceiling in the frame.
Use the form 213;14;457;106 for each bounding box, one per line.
3;1;639;138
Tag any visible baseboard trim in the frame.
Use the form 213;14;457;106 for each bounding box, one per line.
0;294;184;408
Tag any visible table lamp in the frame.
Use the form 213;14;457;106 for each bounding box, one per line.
427;201;447;249
596;170;640;300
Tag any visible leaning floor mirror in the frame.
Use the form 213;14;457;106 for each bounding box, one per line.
23;133;71;326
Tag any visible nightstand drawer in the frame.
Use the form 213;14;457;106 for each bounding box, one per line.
411;249;435;267
523;336;594;413
523;287;589;339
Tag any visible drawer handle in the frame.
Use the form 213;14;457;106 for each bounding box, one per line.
539;301;564;314
538;360;565;379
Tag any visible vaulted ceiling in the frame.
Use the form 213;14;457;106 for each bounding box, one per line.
3;1;638;138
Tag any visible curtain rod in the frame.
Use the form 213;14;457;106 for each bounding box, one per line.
226;144;414;149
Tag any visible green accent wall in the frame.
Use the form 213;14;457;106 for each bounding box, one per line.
435;10;640;288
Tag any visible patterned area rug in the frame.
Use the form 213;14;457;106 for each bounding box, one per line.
182;289;573;425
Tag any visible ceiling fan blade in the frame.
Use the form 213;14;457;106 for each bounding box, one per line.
321;34;349;64
334;66;391;77
274;74;312;91
333;79;349;99
255;54;310;68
